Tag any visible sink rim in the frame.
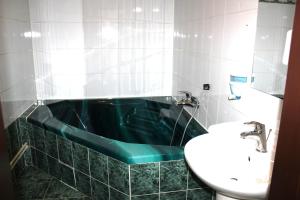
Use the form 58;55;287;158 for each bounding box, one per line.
184;133;271;200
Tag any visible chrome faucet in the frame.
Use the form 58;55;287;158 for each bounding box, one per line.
240;121;267;153
176;91;199;107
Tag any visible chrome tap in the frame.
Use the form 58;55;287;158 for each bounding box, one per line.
176;91;199;107
240;121;267;153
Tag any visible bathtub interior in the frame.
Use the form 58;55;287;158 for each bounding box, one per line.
27;97;207;164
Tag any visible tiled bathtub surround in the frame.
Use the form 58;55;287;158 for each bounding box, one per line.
24;123;213;200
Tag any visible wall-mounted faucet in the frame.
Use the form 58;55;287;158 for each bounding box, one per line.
176;91;199;107
240;121;267;153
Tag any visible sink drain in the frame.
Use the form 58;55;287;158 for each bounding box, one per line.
230;178;238;181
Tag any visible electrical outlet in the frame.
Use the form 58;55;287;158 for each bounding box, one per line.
203;84;210;90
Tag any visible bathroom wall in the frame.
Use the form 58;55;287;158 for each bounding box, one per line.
252;2;295;95
0;0;37;127
172;0;283;151
29;0;174;99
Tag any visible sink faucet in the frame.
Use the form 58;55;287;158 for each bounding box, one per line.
240;121;267;153
176;91;199;107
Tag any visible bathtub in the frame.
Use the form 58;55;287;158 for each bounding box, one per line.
27;97;207;164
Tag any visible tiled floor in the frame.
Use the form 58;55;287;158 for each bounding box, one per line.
14;167;90;200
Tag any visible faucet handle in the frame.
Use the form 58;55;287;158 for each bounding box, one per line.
244;121;265;131
178;91;192;99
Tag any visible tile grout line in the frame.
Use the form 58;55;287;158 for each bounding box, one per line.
33;145;129;196
107;156;110;200
71;141;76;188
129;165;132;199
186;169;189;200
42;177;53;200
159;161;161;200
87;148;92;197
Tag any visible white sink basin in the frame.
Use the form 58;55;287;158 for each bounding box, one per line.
184;122;272;200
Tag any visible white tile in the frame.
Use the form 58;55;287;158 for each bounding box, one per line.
118;0;135;21
85;49;102;74
102;22;118;48
101;73;119;97
41;23;84;50
29;0;48;22
82;0;102;22
119;74;144;96
144;0;153;22
225;0;240;14
102;0;118;21
119;49;135;74
240;0;258;11
0;79;36;127
49;49;86;75
164;0;174;23
101;49;119;74
134;22;145;48
152;0;164;23
0;0;30;21
47;0;83;22
83;22;102;48
85;74;103;97
119;22;134;49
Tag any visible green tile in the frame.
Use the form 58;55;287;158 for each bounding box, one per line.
160;191;186;200
32;147;37;166
188;169;208;189
13;156;26;178
18;119;30;145
110;187;129;200
187;188;213;200
130;163;159;195
24;148;33;166
131;194;159;200
57;136;73;166
45;130;58;158
27;123;35;147
14;167;52;200
91;178;109;200
7;121;20;160
75;170;91;196
48;156;61;180
160;160;188;192
36;150;48;173
32;125;46;152
73;143;89;174
60;163;75;187
89;149;108;184
108;158;129;194
44;179;87;199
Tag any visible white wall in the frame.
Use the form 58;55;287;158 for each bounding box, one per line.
29;0;174;99
172;0;283;156
253;2;295;95
0;0;37;127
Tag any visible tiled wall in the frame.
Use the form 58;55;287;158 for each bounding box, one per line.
0;0;37;127
15;117;213;200
252;2;295;95
172;0;283;160
29;0;174;99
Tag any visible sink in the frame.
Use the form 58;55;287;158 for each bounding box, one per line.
184;122;272;200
